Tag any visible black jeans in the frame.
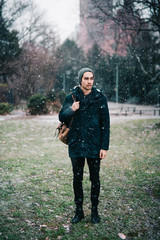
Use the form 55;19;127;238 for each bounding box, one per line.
71;157;101;207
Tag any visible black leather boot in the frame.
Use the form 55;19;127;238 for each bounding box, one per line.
72;206;84;224
91;206;100;224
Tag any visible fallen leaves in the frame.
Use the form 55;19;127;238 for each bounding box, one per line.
40;224;47;229
63;224;71;233
0;119;159;240
118;233;126;239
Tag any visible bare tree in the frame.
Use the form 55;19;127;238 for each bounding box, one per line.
90;0;160;33
0;0;59;104
5;42;58;105
80;0;160;88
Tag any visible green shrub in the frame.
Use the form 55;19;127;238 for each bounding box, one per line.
0;103;13;115
127;96;141;104
28;94;48;115
46;90;56;102
147;89;157;104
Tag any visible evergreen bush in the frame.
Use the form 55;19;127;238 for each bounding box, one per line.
46;91;56;102
0;103;13;115
28;94;48;115
147;89;157;105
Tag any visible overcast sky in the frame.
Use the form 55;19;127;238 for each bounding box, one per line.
33;0;80;42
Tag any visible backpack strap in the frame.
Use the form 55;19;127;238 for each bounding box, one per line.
68;95;76;128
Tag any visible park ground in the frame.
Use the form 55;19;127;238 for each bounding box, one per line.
0;101;159;122
0;102;160;239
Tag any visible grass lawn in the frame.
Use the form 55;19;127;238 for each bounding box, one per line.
0;117;160;240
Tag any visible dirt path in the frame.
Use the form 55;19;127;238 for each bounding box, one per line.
0;110;159;123
0;102;159;122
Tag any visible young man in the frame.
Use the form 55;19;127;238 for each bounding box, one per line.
59;68;110;224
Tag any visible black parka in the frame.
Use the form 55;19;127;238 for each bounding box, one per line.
59;86;110;159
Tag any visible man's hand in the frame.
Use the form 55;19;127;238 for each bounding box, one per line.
71;101;80;111
99;149;107;159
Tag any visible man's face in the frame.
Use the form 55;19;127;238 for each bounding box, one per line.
81;72;94;91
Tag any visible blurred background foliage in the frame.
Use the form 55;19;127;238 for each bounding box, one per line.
0;0;159;109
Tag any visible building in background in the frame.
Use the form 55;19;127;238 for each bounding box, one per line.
70;0;127;55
